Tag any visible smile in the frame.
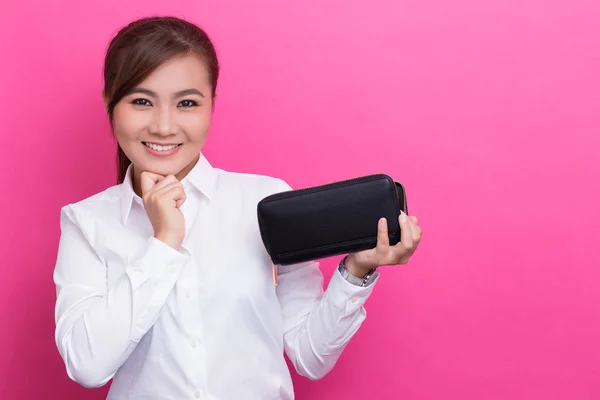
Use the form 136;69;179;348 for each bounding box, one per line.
142;142;181;152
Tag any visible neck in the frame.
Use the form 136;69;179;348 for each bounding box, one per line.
131;154;201;197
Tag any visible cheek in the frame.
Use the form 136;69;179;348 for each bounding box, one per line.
181;109;212;141
112;106;147;141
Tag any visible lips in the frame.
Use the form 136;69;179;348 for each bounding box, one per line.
142;142;181;152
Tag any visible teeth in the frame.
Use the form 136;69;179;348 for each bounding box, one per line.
144;142;179;151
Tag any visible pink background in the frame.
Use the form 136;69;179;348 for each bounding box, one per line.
1;0;599;399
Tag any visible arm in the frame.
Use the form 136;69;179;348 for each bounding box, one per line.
276;259;378;380
53;205;189;388
271;178;378;380
273;176;423;380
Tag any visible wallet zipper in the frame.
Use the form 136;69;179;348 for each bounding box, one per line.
265;173;406;213
272;263;278;287
261;174;391;202
395;181;408;214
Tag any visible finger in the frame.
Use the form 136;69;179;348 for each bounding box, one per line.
410;215;418;225
157;181;186;197
152;174;179;191
409;219;422;243
376;217;389;254
156;180;182;192
398;211;414;250
140;172;164;195
162;184;187;203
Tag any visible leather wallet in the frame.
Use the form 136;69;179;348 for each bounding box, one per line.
257;174;408;266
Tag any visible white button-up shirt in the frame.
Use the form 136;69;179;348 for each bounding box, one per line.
53;154;379;400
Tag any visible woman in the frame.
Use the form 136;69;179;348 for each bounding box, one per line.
53;16;422;400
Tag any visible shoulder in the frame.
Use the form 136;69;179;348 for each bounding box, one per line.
214;168;293;199
59;184;123;227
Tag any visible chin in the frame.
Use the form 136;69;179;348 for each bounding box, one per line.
142;156;200;178
132;159;179;176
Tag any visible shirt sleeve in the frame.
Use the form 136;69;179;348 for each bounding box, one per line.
53;205;190;388
272;179;380;380
276;260;379;380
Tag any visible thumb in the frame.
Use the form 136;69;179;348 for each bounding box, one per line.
140;171;164;195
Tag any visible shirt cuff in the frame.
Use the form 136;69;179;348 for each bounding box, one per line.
324;265;380;317
126;236;190;289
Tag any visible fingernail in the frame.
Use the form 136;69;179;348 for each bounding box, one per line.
400;211;407;223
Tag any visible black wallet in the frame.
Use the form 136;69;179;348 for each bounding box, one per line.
257;174;408;266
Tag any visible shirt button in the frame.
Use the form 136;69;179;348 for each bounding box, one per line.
194;390;201;398
351;297;358;303
186;289;192;299
190;338;197;348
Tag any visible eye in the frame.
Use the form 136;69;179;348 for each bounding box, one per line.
131;98;152;106
178;99;199;108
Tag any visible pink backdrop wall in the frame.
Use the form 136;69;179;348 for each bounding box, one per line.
1;0;599;399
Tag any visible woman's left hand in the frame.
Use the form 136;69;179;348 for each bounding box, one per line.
344;211;422;276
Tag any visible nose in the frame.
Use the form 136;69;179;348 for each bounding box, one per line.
149;106;176;137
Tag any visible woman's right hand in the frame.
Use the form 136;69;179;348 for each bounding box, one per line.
140;172;187;250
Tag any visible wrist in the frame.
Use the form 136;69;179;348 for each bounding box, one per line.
154;232;182;250
344;254;377;278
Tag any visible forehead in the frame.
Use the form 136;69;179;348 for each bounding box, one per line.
138;54;210;91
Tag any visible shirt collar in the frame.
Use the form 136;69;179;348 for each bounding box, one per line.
120;152;218;225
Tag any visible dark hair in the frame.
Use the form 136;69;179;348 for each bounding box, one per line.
103;16;220;184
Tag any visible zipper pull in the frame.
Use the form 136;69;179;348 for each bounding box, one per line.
272;263;279;287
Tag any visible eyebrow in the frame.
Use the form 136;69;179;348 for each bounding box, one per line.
126;87;205;98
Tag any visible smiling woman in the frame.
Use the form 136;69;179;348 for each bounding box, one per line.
102;17;219;187
52;15;421;400
108;54;214;196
